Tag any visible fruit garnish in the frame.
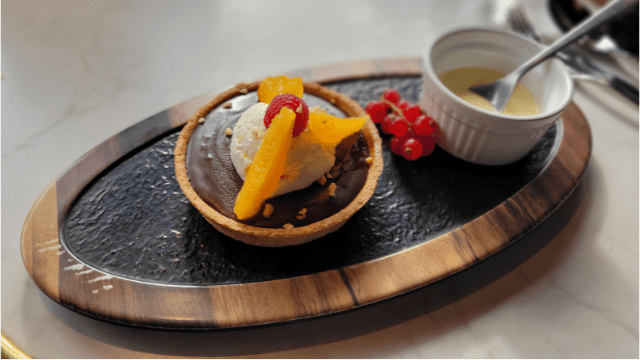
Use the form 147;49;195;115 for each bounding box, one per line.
380;114;394;134
257;76;304;104
365;88;442;161
388;116;410;137
397;100;412;112
389;134;408;155
307;107;368;149
264;93;309;137
430;120;445;144
417;135;436;156
383;89;402;104
401;137;423;161
411;115;435;137
234;107;296;220
403;104;422;123
364;101;390;124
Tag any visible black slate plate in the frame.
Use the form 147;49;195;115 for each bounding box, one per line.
63;76;556;285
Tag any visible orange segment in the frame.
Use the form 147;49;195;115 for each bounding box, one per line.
257;76;304;104
234;107;296;220
308;109;368;148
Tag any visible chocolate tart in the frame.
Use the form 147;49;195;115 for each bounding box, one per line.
174;81;383;247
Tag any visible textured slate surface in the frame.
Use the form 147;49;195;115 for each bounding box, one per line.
63;76;557;285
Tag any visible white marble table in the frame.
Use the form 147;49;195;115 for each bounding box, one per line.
2;0;638;358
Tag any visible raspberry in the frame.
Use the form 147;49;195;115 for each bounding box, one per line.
403;104;422;123
264;94;309;137
383;89;402;104
365;101;389;124
411;115;435;137
389;117;410;137
401;137;423;161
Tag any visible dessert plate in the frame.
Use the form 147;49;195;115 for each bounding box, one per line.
21;58;591;330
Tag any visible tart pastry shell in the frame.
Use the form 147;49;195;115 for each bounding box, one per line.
175;81;383;247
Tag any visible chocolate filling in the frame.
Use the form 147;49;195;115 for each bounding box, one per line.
185;92;370;228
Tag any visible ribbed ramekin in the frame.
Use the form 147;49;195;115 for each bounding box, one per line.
421;28;574;165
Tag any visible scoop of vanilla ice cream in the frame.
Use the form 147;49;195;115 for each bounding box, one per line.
230;102;335;197
229;103;269;179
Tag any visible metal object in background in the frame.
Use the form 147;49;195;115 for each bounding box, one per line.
508;1;638;104
471;0;638;112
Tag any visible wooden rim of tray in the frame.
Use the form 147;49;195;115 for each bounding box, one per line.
20;58;591;330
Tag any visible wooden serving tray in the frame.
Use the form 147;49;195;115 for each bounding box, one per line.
21;58;591;330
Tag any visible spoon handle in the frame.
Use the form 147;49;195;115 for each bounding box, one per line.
514;0;637;75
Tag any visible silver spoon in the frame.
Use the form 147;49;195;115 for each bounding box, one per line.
469;0;637;113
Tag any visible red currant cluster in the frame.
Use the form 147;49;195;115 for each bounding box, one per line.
365;89;439;161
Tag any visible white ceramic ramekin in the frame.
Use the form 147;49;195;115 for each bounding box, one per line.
421;28;574;166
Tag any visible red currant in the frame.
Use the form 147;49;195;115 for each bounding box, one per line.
389;117;410;137
417;135;436;156
403;104;422;123
383;89;402;104
397;100;411;112
430;120;445;144
390;134;410;155
264;94;309;137
375;88;441;160
411;115;435;137
365;101;389;124
380;114;395;134
401;137;423;161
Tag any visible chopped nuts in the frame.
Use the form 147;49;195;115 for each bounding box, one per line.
317;175;327;186
296;103;303;114
262;203;274;218
225;127;233;136
328;183;337;197
327;162;341;178
222;102;232;109
198;117;206;124
239;88;248;94
365;157;373;164
283;223;294;229
296;208;308;220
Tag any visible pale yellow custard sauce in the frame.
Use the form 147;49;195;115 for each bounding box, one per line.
438;67;541;116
